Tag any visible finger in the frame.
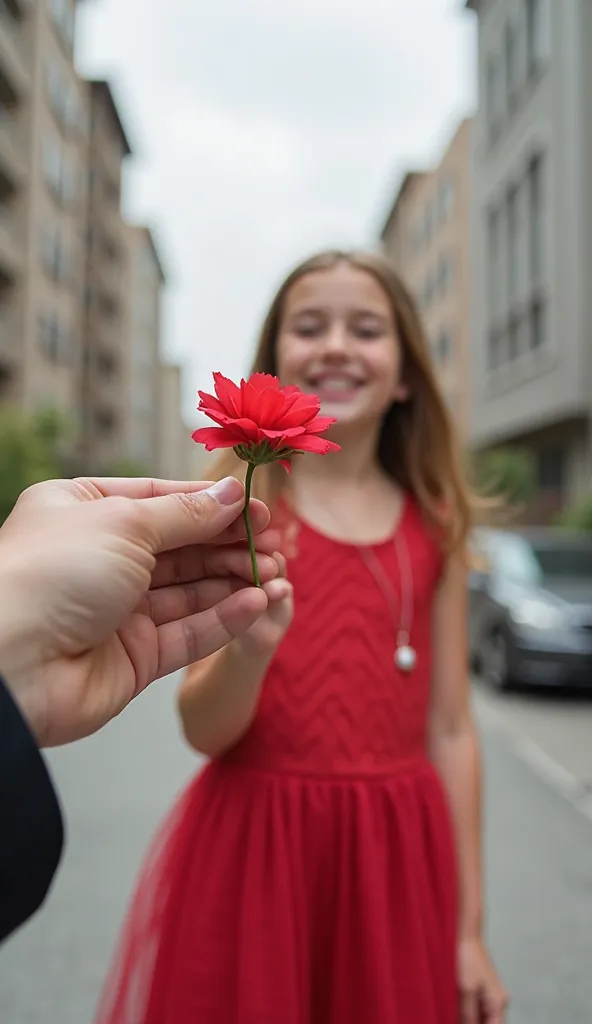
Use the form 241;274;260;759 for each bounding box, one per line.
151;530;283;588
460;992;479;1024
147;563;279;626
76;477;215;499
482;991;509;1023
140;478;271;553
272;550;287;578
155;587;270;676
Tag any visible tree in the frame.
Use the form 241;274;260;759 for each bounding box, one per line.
0;407;62;523
473;446;537;508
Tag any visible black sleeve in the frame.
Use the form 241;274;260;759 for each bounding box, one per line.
0;676;64;944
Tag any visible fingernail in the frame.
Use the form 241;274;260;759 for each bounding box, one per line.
205;476;244;506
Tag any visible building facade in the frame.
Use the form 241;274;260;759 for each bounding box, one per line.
0;0;189;478
1;0;88;426
380;119;473;438
121;223;165;473
79;78;132;469
467;0;592;511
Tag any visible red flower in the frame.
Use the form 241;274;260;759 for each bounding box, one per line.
192;372;340;470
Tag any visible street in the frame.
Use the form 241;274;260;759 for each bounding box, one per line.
1;677;592;1023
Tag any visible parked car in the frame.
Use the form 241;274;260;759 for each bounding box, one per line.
468;527;592;690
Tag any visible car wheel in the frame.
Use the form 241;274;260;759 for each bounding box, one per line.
482;627;513;692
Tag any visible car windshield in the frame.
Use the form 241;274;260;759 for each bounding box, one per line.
532;543;592;579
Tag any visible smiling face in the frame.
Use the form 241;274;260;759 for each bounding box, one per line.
276;262;408;436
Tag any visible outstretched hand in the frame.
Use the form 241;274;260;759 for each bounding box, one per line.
0;475;281;747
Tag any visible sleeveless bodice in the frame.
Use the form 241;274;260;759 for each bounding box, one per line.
227;497;444;777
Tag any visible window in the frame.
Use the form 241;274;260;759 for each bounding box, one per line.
438;253;453;296
40;224;70;282
487;326;505;371
537;448;565;496
45;59;69;124
48;0;75;51
526;0;547;74
507;313;520;361
486;53;503;140
38;312;60;363
506;184;519;305
530;296;546;349
438;178;455;222
504;20;519;110
43;135;62;192
487;205;502;323
528;153;545;286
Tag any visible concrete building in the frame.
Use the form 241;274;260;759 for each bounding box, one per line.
79;78;132;470
380;119;473;438
157;361;193;479
0;1;188;478
120;223;165;473
466;0;592;511
1;0;88;428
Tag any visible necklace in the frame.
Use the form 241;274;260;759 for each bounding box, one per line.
357;514;417;673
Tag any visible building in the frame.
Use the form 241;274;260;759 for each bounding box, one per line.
380;119;473;438
466;0;592;512
157;361;193;479
1;0;88;427
79;78;132;470
120;223;165;473
0;0;188;478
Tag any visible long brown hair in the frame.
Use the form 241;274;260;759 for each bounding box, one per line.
207;249;475;553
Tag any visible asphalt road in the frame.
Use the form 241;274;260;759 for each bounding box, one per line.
1;676;592;1023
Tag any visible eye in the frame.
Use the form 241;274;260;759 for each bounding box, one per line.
294;320;322;338
353;322;383;340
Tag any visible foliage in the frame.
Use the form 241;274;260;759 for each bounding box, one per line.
557;493;592;532
473;446;537;508
101;458;148;478
0;407;63;523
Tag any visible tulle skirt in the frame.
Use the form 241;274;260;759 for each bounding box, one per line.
95;757;458;1023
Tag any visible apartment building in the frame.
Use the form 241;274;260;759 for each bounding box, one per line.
78;78;132;469
157;361;193;479
380;119;473;437
120;223;165;473
467;0;592;510
0;0;87;428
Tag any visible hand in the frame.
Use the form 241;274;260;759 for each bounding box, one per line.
233;551;294;660
458;937;509;1024
0;475;281;747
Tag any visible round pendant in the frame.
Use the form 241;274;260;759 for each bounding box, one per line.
394;644;417;673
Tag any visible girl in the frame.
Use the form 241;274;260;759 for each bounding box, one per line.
96;251;508;1023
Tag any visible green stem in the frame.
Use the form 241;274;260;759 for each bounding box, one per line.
243;462;261;588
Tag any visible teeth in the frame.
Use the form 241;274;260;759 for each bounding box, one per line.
316;379;357;390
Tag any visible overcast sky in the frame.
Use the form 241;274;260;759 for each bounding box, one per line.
77;0;475;424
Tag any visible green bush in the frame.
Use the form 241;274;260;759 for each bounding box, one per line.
0;407;63;523
557;494;592;531
473;446;537;507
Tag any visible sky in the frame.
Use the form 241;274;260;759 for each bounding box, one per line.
76;0;476;424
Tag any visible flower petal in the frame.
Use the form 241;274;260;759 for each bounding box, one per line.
292;435;341;454
191;427;239;451
302;415;338;434
213;372;243;417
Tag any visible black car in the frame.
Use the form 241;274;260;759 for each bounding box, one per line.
468;527;592;690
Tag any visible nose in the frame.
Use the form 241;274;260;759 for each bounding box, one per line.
322;323;350;357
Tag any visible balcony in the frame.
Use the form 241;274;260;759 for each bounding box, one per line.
0;206;22;279
0;9;30;97
0;110;27;186
0;303;20;367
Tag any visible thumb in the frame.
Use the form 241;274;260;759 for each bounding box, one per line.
141;477;248;552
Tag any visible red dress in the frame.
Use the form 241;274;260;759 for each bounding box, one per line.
96;497;459;1023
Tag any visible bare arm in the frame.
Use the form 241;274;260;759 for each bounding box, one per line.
179;641;273;758
178;559;293;758
428;553;483;941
